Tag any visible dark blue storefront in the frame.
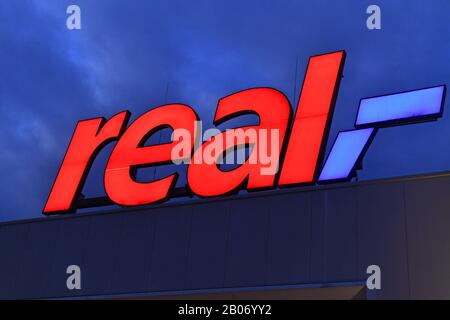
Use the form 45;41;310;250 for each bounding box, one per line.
1;170;450;299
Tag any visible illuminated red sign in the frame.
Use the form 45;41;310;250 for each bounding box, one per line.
43;50;446;214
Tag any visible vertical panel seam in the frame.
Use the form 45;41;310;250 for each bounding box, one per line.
182;207;194;290
221;202;232;288
108;215;127;293
308;192;313;282
46;221;63;298
12;224;30;299
354;187;360;279
146;211;160;291
264;198;272;286
402;182;412;299
324;191;328;282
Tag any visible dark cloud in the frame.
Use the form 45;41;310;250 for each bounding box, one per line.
1;0;450;220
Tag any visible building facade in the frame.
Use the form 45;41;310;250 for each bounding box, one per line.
1;171;450;299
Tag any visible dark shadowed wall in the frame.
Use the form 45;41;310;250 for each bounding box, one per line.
1;171;450;299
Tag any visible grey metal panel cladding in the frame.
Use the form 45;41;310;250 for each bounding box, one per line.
109;211;156;294
265;192;312;285
224;198;271;287
404;176;450;299
37;217;91;299
355;183;410;299
0;223;30;299
13;220;61;299
79;213;125;296
185;202;230;290
147;206;192;292
1;173;450;299
322;188;359;282
309;191;327;284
